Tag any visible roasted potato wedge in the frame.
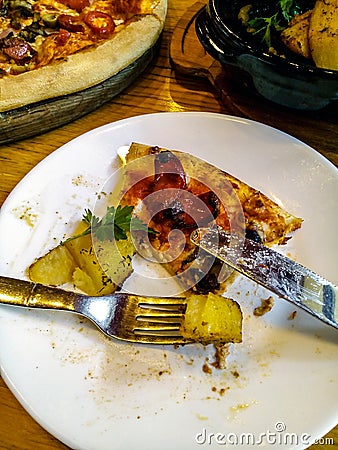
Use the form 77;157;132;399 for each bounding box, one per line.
28;221;135;295
94;235;135;289
309;0;338;70
71;267;98;296
180;292;243;344
29;244;76;286
281;10;312;59
64;223;117;295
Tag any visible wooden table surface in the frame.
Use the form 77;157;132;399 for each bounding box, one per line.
0;0;337;448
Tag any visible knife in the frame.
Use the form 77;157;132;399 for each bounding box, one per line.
190;227;338;330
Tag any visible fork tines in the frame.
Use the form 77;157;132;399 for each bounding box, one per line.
135;297;186;337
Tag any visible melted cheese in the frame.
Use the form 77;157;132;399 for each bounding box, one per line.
34;0;74;14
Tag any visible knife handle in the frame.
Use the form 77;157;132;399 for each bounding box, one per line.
316;283;338;327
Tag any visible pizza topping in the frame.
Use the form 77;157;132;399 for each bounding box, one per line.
9;0;34;21
215;212;231;232
245;228;263;243
58;14;84;32
59;0;89;13
129;151;221;230
154;151;187;191
0;27;14;39
41;12;58;28
1;35;36;63
84;10;115;37
163;191;220;229
112;0;143;18
0;0;8;15
56;27;70;44
197;191;221;219
19;19;48;41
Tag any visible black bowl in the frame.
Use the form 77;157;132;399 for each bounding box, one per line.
195;0;338;110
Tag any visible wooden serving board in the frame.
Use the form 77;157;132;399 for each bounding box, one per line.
0;44;158;145
170;2;338;155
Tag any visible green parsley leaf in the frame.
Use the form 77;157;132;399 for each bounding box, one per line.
62;205;157;244
246;0;299;48
82;208;100;228
280;0;295;20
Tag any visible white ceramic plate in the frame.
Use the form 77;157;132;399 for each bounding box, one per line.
0;112;337;450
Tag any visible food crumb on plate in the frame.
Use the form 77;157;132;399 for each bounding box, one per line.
253;296;274;316
288;310;298;320
202;363;212;374
12;203;38;227
211;386;229;396
212;343;230;369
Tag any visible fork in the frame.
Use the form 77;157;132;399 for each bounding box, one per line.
0;275;190;344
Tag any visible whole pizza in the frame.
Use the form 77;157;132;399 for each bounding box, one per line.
0;0;167;111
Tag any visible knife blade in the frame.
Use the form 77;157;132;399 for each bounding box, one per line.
190;227;338;330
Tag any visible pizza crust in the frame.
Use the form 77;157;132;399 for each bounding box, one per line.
0;0;167;112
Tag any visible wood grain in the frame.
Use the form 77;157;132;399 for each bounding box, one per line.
0;0;337;448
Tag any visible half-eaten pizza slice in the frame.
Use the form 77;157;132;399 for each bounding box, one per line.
118;142;302;295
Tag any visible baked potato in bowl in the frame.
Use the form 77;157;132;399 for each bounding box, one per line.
195;0;338;110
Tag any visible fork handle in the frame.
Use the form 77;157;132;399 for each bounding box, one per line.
0;275;79;312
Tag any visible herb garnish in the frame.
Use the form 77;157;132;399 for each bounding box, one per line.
248;13;284;48
246;0;302;47
63;205;157;244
